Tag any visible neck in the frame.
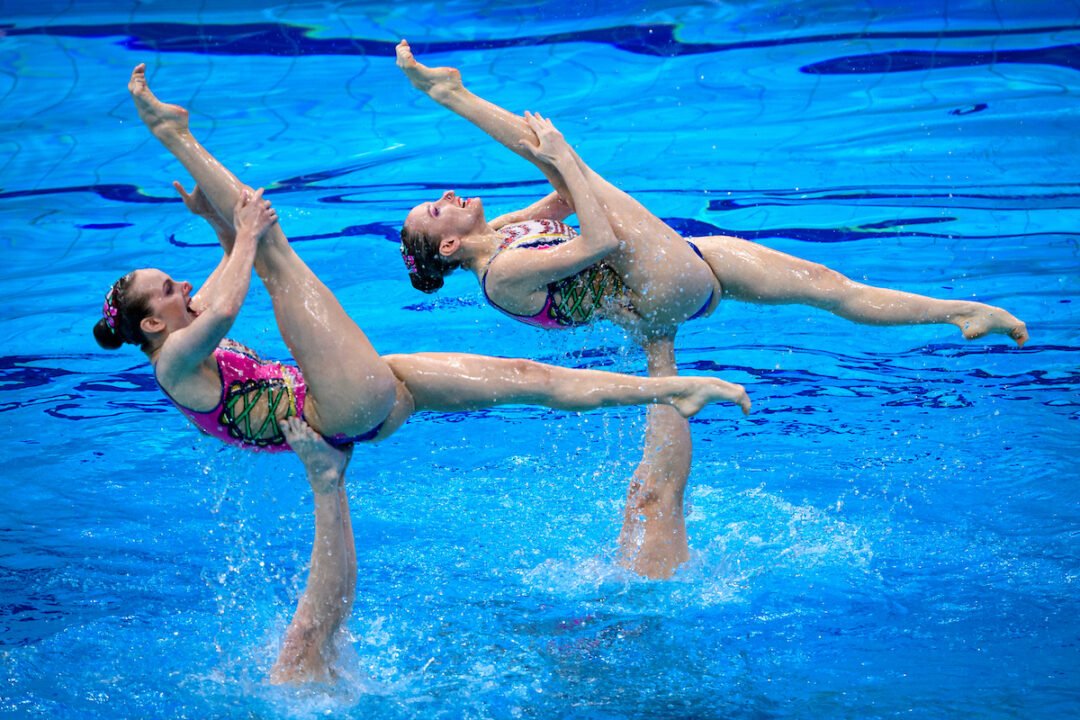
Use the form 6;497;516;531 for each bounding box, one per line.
144;334;167;364
145;344;162;364
462;227;508;274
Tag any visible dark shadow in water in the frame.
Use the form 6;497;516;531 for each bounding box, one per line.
3;20;1080;68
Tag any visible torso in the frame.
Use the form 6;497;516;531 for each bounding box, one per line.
156;339;306;452
481;219;630;330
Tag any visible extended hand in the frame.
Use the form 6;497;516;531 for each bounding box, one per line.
174;181;218;219
233;187;278;242
518;111;572;166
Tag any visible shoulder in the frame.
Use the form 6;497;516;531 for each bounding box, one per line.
153;340;222;401
155;332;227;384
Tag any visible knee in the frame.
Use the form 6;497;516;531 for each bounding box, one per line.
626;475;682;513
510;358;553;388
806;261;842;286
628;483;662;511
804;262;855;305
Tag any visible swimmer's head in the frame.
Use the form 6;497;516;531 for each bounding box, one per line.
94;271;152;350
399;225;460;293
400;190;483;292
93;268;194;351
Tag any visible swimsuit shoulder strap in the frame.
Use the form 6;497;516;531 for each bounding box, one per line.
480;224;527;290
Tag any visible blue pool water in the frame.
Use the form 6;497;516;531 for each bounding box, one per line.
2;1;1078;717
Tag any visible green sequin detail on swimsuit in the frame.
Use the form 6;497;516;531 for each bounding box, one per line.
482;219;632;329
552;263;625;325
219;378;296;448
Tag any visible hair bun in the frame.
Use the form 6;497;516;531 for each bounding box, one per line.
93;317;125;350
410;273;444;294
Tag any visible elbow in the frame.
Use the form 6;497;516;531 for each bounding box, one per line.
203;301;241;330
598;231;620;254
216;298;244;320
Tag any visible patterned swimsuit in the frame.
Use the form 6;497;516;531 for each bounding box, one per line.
157;339;381;452
480;220;628;329
480;219;713;329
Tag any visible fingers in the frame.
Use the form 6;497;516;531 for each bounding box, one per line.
516;136;539;155
172;180;191;201
252;188;276;217
523;110;556;131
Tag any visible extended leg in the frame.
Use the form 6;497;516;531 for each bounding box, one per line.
381;352;750;417
129;65;398;433
396;45;716;324
696;234;1028;346
396;41;570;198
270;418;356;685
617;336;692;579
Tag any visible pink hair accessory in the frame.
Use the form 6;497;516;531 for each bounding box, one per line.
102;286;119;330
400;243;419;275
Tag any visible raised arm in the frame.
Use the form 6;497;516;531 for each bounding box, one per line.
488;113;620;291
154;189;276;386
177;181;240;314
270;417;356;685
487;190;574;229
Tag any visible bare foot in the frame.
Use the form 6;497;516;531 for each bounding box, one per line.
672;378;751;417
128;63;190;139
395;39;464;102
953;302;1029;348
280;417;350;494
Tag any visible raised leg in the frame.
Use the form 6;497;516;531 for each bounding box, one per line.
396;41;570;199
617;337;692;579
381;352;750;417
695;235;1029;346
270;418;356;685
395;44;716;325
129;64;398;434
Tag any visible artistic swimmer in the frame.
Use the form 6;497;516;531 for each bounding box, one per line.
93;64;749;454
396;43;1028;350
394;40;1029;578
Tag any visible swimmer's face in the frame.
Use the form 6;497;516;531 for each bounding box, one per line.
130;268;196;332
404;190;484;242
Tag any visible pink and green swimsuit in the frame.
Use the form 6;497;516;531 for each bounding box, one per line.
157;339;381;452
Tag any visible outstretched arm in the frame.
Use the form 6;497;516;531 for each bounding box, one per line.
154;189;276;386
270;418;356;685
487;190;574;229
179;181;241;314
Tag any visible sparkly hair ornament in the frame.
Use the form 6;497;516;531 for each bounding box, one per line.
101;285;120;331
400;242;419;276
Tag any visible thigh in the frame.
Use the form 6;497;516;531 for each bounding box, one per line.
693;235;842;304
578;170;716;324
257;233;398;435
383;353;519;412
